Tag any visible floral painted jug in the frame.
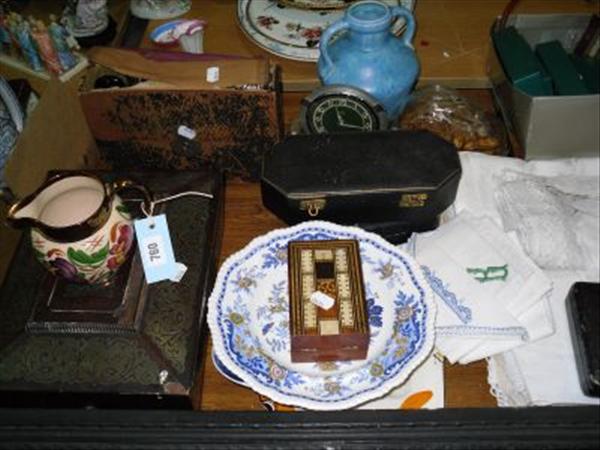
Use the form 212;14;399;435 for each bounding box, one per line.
317;0;419;120
7;172;150;285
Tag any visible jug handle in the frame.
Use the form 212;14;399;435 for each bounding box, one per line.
391;6;416;48
110;179;153;215
0;186;16;206
319;19;349;77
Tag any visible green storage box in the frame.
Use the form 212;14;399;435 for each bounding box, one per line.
535;40;589;95
488;14;600;159
492;26;553;96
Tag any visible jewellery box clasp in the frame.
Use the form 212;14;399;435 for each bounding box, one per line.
300;198;327;217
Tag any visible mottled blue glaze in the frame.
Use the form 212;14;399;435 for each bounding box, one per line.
318;1;419;120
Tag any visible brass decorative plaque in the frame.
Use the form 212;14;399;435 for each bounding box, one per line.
288;239;369;363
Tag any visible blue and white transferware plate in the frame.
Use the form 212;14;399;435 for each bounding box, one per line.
211;348;247;387
237;0;415;62
207;221;436;410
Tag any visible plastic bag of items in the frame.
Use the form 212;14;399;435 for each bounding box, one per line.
399;85;505;155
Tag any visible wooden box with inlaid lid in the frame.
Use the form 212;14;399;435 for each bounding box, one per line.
288;239;369;363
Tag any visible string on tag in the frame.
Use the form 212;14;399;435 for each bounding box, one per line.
140;191;214;228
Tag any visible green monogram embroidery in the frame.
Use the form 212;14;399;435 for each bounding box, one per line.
466;264;509;283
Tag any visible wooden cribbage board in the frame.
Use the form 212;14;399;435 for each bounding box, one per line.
288;239;369;363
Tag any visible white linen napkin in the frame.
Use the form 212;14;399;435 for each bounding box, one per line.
488;270;600;406
413;211;553;364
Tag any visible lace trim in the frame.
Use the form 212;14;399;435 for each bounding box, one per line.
437;325;529;340
486;353;532;407
495;171;586;270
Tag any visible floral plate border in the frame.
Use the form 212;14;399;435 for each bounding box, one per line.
236;0;415;62
207;221;436;410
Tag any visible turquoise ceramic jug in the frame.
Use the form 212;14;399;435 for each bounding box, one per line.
317;1;419;120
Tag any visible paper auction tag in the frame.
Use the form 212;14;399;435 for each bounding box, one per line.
134;214;187;283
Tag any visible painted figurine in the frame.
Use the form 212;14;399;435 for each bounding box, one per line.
0;15;12;54
5;13;22;57
12;14;43;72
49;15;78;71
30;20;62;75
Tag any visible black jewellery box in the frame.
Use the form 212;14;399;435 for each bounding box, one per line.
261;130;462;243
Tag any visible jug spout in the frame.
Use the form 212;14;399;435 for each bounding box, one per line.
6;172;112;236
7;196;43;229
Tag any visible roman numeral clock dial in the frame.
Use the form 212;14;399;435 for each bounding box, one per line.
300;85;389;134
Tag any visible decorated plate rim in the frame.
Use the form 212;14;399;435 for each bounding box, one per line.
236;0;415;63
237;0;318;62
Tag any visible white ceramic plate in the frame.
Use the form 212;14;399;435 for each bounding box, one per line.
237;0;415;62
207;221;436;410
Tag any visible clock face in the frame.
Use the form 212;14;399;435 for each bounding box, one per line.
305;94;379;134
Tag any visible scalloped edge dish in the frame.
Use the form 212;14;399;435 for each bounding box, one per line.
207;221;436;410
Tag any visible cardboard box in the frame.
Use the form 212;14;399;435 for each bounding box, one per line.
488;14;600;159
4;77;97;199
1;76;98;284
79;48;283;180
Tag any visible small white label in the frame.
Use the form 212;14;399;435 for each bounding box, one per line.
310;291;335;310
206;66;219;83
141;235;166;268
177;125;197;140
